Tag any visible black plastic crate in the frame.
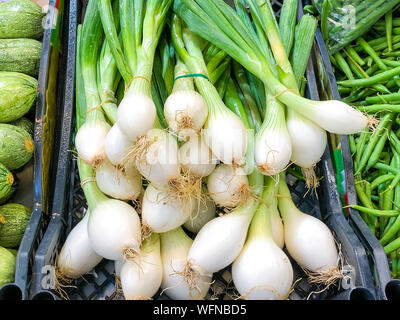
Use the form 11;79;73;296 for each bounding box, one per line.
29;0;376;300
0;0;67;300
313;22;400;300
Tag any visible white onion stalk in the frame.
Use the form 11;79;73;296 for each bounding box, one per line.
277;172;341;281
232;180;293;300
183;189;216;234
265;179;284;249
105;124;134;167
79;160;142;261
135;128;180;189
160;227;212;300
121;233;163;300
207;164;250;208
255;96;292;176
95;160;142;201
286;110;327;189
179;134;217;178
278;93;369;135
56;211;103;280
184;197;259;277
164;59;208;140
75;120;111;167
177;28;247;166
142;184;194;234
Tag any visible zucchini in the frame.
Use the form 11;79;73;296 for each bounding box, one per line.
0;0;45;39
6;248;18;257
0;246;16;287
0;203;31;248
0;124;34;170
0;162;16;205
10;117;34;137
0;39;42;76
0;72;37;123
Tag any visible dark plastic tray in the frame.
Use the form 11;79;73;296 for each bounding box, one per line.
313;23;400;300
0;0;67;300
29;0;376;300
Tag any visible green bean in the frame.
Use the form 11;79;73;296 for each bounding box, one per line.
382;51;400;57
390;130;400;155
347;57;391;94
386;11;393;52
357;37;388;71
357;104;400;113
382;59;400;68
367;168;386;182
338;67;400;87
344;46;365;66
371;174;395;190
373;162;400;175
371;194;380;201
356;112;395;174
346;205;400;217
334;52;354;80
365;92;400;104
354;180;376;231
349;135;357;154
381;154;400;234
338;86;352;94
355;129;370;171
384;236;400;254
366;130;392;172
380;214;400;245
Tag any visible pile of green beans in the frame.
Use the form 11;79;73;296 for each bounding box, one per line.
330;7;400;279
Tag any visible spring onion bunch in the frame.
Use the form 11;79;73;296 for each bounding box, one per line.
173;0;370;180
101;0;173;169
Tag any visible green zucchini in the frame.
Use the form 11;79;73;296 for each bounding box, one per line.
0;162;16;205
0;0;45;39
0;124;34;170
0;246;16;287
0;72;37;123
10;117;34;137
0;203;31;248
0;39;42;76
6;248;18;257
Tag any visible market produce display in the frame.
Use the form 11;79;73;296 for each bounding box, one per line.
0;0;44;290
320;1;400;280
49;0;371;301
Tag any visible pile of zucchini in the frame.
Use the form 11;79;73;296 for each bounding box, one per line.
0;0;45;288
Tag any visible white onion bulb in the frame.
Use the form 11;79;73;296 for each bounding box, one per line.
105;124;133;167
183;192;216;234
164;90;208;140
179;134;217;178
56;212;102;279
278;177;339;273
142;184;194;233
160;227;211;300
75;120;111;167
87;199;142;261
207;164;249;208
120;234;162;300
187;200;257;275
116;93;156;141
95;160;142;201
136;128;180;189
